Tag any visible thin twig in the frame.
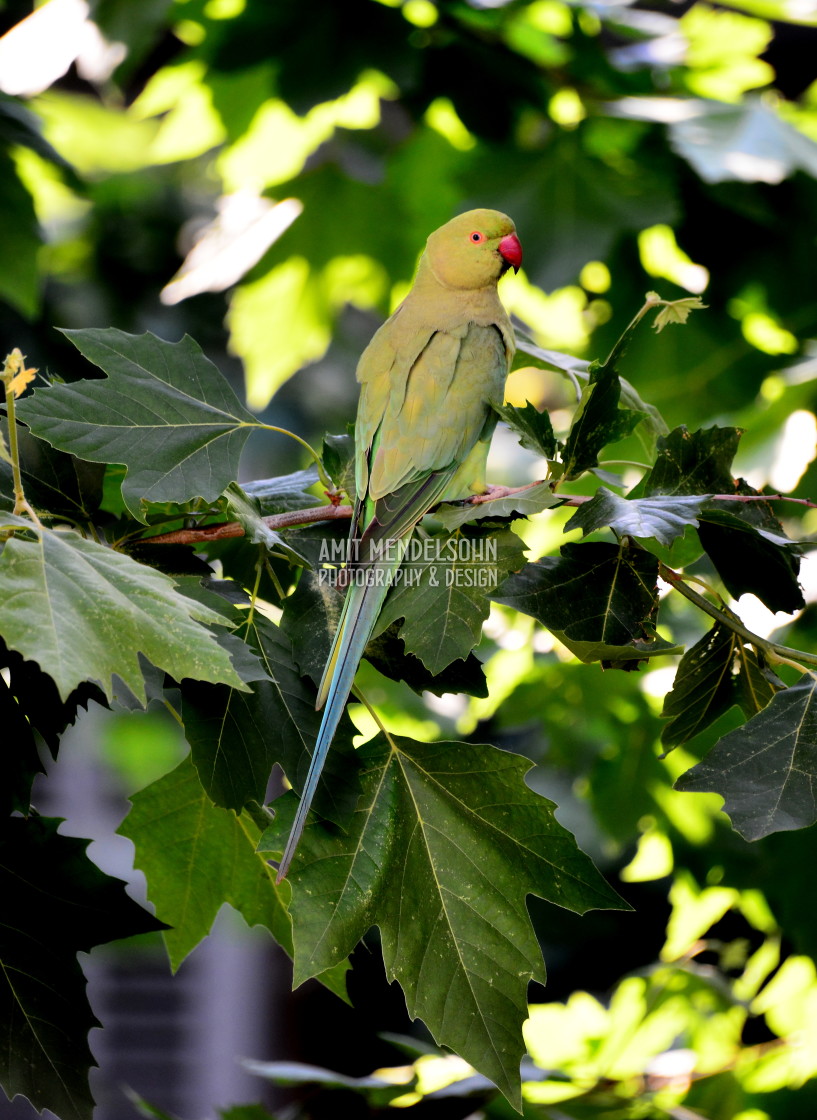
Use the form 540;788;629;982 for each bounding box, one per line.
659;562;817;671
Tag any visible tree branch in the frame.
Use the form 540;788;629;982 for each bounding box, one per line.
143;485;816;547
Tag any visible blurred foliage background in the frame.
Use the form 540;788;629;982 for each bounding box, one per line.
3;0;817;1116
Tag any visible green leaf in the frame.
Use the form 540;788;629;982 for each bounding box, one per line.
0;817;164;1120
321;429;356;499
494;401;558;459
281;569;487;696
661;621;779;749
0;527;248;702
637;426;804;611
511;333;590;381
636;424;739;497
434;482;561;531
0;670;45;814
493;542;680;665
17;329;258;520
675;676;817;840
373;527;528;674
560;360;646;482
511;334;668;458
696;502;804;615
259;735;625;1109
652;296;708;331
182;615;360;822
118;754;350;1000
364;623;489;698
242;466;320;513
0;421;105;524
224;482;311;566
564;489;706;547
0;151;40;317
280;568;345;683
0;637;103;811
242;1059;413;1106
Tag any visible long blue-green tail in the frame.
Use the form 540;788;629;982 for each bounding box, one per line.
275;466;459;882
275;549;402;882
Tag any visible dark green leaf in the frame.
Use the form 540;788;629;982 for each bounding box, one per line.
373;527;528;674
636;425;739;497
638;427;804;611
0;673;44;814
0;527;249;702
182;615;360;823
675;677;817;840
280;568;345;683
118;754;350;1000
0;817;163;1120
259;735;625;1109
696;503;804;615
364;623;488;698
242;466;321;513
564;489;706;547
561;361;646;482
321;429;356;499
493;542;680;665
281;569;487;696
0;151;40;317
0;421;105;524
17;329;258;519
494;400;558;459
0;636;104;755
242;1059;412;1106
661;621;779;749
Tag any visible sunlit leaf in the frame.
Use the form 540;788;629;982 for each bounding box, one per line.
0;528;247;703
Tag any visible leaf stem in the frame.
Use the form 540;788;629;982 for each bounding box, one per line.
351;685;398;752
2;350;42;527
256;423;337;495
659;562;817;671
601;294;662;371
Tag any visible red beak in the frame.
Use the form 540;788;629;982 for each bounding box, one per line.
499;232;522;274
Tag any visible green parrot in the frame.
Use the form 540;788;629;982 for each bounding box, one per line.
276;208;522;881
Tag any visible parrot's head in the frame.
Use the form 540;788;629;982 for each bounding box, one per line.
424;209;522;291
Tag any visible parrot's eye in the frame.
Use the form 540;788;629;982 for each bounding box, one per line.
469;231;485;243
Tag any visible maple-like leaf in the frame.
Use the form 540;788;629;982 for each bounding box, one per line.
259;735;625;1110
17;328;258;519
0;526;247;702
